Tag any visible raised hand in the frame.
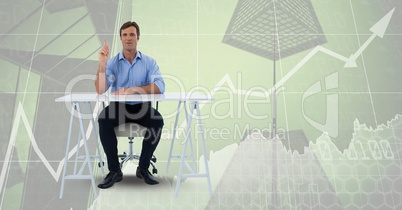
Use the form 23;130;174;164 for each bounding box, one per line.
98;39;109;64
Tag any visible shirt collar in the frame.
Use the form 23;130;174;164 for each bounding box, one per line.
118;51;142;61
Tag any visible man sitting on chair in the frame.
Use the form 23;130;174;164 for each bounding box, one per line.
95;21;165;189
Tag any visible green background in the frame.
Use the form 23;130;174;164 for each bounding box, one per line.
0;0;401;209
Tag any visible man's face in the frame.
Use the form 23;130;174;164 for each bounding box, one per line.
120;26;139;51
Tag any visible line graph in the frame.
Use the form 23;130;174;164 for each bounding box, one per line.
210;8;395;100
206;111;402;209
171;8;395;138
268;8;395;94
0;102;101;197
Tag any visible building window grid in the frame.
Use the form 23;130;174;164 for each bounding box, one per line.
223;0;326;59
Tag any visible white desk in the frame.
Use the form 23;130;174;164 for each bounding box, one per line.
55;92;213;197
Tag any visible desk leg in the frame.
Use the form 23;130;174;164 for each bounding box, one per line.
168;100;212;197
87;102;104;176
184;102;196;172
76;104;98;198
175;101;195;196
59;103;76;199
60;103;99;199
166;101;182;173
195;101;212;196
73;127;82;175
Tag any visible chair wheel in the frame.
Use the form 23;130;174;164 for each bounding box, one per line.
120;152;126;160
98;162;104;167
152;168;158;174
151;157;157;163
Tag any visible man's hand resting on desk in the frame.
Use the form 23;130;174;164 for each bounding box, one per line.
112;83;161;95
112;87;144;95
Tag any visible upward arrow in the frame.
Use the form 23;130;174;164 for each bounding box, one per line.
345;7;395;67
266;8;395;95
370;7;395;38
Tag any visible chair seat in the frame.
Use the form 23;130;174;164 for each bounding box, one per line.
114;123;147;137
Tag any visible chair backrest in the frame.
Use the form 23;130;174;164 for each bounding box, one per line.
114;123;147;138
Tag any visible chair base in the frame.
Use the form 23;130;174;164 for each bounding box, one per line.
118;138;158;174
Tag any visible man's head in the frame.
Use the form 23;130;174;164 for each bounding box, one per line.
119;21;140;52
119;21;140;38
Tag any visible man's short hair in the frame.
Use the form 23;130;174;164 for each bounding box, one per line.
120;21;140;37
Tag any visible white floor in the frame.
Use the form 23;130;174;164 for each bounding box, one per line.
88;142;239;210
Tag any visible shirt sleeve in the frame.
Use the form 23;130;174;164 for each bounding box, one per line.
105;59;116;91
148;59;165;94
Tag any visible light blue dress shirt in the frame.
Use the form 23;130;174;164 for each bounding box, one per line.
105;51;165;105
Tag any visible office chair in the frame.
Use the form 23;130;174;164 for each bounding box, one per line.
114;122;158;174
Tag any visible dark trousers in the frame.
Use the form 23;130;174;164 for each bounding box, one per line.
98;102;164;172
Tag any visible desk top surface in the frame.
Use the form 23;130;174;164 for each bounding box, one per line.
55;92;213;102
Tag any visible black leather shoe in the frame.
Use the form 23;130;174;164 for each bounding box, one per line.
98;171;123;189
136;167;159;185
